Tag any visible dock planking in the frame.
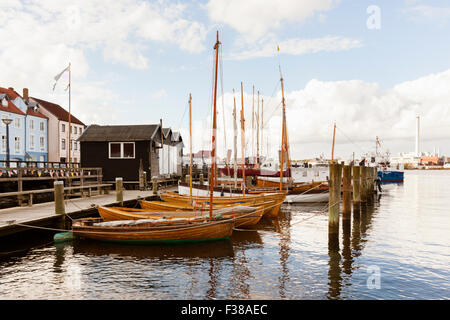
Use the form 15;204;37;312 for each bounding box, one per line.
0;190;159;238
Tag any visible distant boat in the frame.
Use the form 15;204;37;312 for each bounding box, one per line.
377;169;404;182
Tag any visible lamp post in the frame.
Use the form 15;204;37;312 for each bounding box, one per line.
2;118;12;167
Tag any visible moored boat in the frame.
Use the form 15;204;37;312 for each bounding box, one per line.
72;217;235;244
98;205;265;229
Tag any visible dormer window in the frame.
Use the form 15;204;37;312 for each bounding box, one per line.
1;98;7;107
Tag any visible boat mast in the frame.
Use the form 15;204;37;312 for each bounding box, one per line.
261;98;263;163
209;31;220;219
280;76;286;191
189;93;192;199
240;81;246;196
257;90;260;167
68;62;71;167
233;89;238;188
252;85;255;166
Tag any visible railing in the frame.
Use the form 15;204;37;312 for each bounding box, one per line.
0;160;81;169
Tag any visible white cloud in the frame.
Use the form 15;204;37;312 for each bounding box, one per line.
229;36;362;60
206;0;341;40
405;4;450;24
0;0;208;124
184;69;450;159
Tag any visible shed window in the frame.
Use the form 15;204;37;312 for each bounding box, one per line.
109;142;135;159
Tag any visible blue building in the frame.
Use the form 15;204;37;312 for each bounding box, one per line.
0;87;48;165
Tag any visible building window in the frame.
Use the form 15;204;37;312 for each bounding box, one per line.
74;141;78;150
14;136;20;153
62;124;65;132
29;134;34;150
40;136;44;149
109;142;135;159
29;119;34;130
15;118;21;129
40;122;44;131
74;126;77;134
61;138;66;150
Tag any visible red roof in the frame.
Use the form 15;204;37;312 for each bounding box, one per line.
26;107;48;119
31;97;85;126
0;87;26;115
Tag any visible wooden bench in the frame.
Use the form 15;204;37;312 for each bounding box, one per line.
0;183;113;207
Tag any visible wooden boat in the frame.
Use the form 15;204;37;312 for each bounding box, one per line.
160;190;286;218
97;205;265;228
72;217;235;244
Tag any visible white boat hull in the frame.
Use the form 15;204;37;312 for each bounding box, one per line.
285;192;329;203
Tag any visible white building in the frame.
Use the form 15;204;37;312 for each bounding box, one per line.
30;97;85;164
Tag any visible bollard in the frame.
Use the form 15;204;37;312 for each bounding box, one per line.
342;165;352;218
328;163;342;235
143;171;147;190
54;181;65;215
115;177;123;206
152;176;158;195
352;166;361;213
199;173;204;186
360;165;367;203
185;174;190;184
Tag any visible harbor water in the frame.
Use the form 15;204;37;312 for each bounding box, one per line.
0;170;449;299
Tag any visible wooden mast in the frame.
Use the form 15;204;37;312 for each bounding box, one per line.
257;90;260;167
209;31;220;219
261;98;263;162
280;76;286;191
68;62;71;167
189;93;192;198
233;89;238;188
240;81;246;196
252;85;255;165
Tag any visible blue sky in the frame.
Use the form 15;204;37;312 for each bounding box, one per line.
1;0;449;159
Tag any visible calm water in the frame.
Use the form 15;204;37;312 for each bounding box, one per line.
0;170;449;300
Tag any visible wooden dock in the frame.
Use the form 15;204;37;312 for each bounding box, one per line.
0;190;159;238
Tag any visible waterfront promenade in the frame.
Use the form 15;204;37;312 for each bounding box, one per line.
0;190;158;237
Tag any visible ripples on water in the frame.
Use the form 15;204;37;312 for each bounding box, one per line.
0;171;449;299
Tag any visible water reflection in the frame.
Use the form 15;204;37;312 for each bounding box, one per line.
327;196;379;299
276;210;292;299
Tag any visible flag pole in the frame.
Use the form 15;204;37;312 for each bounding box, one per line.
68;62;71;168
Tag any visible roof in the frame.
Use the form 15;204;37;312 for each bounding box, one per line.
0;87;26;116
26;107;48;119
31;97;85;126
78;124;162;142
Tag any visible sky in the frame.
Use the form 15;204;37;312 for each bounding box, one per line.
0;0;449;160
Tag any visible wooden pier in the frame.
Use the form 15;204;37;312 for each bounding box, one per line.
0;189;159;238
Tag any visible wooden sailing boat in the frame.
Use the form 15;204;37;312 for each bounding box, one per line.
71;32;238;243
97;204;264;229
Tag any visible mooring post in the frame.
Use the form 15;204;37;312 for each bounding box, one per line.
342;165;352;219
199;173;204;186
143;171;147;190
352;166;361;214
152;176;158;195
328;163;342;235
115;177;123;206
54;180;65;215
185;174;190;184
360;165;367;203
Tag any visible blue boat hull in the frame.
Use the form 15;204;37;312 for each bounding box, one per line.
378;170;404;182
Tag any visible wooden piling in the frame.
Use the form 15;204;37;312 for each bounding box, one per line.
115;177;123;205
54;181;65;215
199;173;204;186
342;165;352;218
328;163;342;235
360;165;367;203
352;166;361;213
143;171;147;190
185;174;190;184
152;177;158;195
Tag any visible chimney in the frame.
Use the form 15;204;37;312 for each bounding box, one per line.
415;115;420;157
8;87;14;92
23;88;29;101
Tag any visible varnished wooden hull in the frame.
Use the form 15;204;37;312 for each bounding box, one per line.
72;217;235;244
160;191;286;218
98;205;264;228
